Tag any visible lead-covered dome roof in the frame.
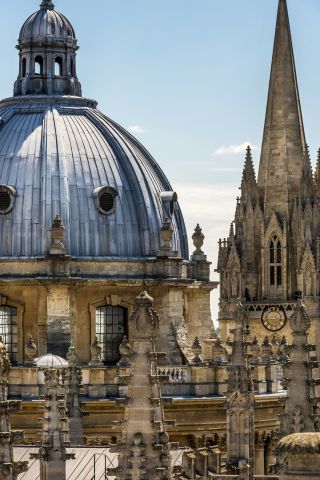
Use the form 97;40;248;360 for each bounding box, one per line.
19;1;75;42
0;97;188;258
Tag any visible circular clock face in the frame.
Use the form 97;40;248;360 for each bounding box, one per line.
261;306;286;332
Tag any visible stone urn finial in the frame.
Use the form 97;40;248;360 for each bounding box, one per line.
191;224;207;262
191;337;203;364
89;336;103;366
192;224;204;255
25;335;37;366
118;335;132;366
160;218;173;249
49;214;67;255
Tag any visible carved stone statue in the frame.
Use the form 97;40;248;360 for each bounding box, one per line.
25;335;37;366
89;336;103;366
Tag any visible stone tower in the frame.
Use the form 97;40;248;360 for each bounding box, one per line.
109;291;173;480
217;0;320;348
225;302;255;479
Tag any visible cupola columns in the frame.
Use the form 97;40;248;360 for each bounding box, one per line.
14;1;82;97
257;0;307;219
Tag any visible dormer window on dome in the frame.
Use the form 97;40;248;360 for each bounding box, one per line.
94;187;118;215
14;0;81;97
0;185;16;215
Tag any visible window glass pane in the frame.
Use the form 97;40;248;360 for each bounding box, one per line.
270;266;275;286
277;266;282;286
277;242;281;263
270;242;275;263
0;306;17;363
96;306;127;364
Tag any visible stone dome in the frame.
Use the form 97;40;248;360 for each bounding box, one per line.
2;1;189;259
0;95;188;258
19;1;75;42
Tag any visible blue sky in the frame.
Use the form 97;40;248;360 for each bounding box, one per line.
0;0;319;321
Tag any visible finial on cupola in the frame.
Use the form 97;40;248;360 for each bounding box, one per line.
40;0;55;10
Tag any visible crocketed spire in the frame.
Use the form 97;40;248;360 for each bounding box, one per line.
241;145;257;203
258;0;307;218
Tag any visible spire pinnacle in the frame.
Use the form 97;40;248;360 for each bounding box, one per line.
241;145;257;203
257;0;306;217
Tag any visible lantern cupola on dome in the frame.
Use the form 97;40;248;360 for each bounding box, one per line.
14;0;81;96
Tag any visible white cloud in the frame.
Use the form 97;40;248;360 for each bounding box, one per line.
213;141;258;156
127;125;145;134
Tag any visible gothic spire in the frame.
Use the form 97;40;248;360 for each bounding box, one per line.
257;0;307;218
241;146;257;203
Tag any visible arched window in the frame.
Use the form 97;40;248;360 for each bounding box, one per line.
270;236;282;287
34;56;43;75
22;58;26;77
0;306;17;364
96;306;127;364
54;57;63;76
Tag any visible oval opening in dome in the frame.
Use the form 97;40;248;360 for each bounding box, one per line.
99;192;114;214
0;189;12;214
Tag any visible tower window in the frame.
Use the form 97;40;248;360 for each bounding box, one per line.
34;56;43;75
0;306;17;364
54;57;63;76
70;58;74;76
96;306;127;364
22;58;26;77
270;236;282;287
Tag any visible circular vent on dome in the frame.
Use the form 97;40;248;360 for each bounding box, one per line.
93;186;118;215
100;192;114;214
0;185;15;215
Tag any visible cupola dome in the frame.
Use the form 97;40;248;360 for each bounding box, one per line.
19;1;76;42
14;0;81;96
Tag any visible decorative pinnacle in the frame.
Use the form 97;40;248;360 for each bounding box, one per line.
40;0;55;10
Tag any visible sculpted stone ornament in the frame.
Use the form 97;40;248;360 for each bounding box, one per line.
191;337;203;364
118;336;132;366
89;336;103;366
191;224;207;262
24;335;37;366
48;215;67;256
157;218;177;257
